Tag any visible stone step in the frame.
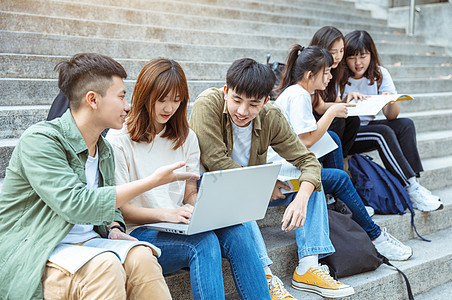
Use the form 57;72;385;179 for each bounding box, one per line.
2;31;450;67
68;0;384;26
400;109;452;133
0;105;49;139
0;54;228;81
386;64;452;79
419;155;452;191
398;92;452;113
1;0;389;35
416;279;452;300
277;227;452;300
1;12;444;55
395;77;452;93
417;129;452;159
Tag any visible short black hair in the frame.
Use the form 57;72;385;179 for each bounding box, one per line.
226;58;276;100
54;53;127;110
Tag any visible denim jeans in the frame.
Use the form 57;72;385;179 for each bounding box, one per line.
130;224;271;300
243;190;334;268
318;131;344;170
321;168;382;240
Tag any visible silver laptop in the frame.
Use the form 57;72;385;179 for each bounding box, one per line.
146;164;281;235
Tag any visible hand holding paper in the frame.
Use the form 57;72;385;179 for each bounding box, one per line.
346;94;413;116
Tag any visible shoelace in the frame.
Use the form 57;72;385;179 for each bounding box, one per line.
382;228;405;247
269;276;292;298
311;265;337;285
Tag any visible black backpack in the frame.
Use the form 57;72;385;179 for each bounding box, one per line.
266;54;285;100
320;199;414;300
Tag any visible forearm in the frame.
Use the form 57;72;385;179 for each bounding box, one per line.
383;102;400;120
120;203;168;224
115;177;159;208
295;181;315;203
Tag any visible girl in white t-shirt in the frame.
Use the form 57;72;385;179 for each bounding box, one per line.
106;58;270;299
272;44;413;261
341;30;442;211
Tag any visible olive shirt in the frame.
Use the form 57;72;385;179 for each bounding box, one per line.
0;110;123;299
189;88;322;192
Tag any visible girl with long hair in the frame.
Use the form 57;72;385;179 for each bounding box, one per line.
107;58;271;299
342;30;442;212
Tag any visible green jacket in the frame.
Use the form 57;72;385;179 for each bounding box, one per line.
0;110;123;299
189;88;322;192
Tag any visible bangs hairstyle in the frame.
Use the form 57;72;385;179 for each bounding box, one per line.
126;58;189;150
276;44;333;101
226;58;276;100
54;53;127;111
342;30;382;86
310;26;345;102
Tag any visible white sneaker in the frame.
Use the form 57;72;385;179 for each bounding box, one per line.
373;228;412;261
365;206;375;217
409;187;443;212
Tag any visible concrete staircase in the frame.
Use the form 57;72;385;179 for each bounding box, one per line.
1;0;451;299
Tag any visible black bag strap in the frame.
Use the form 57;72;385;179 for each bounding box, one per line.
381;255;414;300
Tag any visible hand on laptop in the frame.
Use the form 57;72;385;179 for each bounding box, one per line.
270;181;291;201
165;204;193;224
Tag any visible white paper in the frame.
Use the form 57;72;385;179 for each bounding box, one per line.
48;239;161;274
309;133;338;159
346;94;413;116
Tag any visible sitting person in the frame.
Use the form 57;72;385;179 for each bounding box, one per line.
0;53;199;299
189;58;355;299
106;57;271;299
270;44;412;261
341;30;442;212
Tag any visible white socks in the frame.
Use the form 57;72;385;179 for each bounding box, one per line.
264;265;273;277
406;177;419;193
297;255;318;275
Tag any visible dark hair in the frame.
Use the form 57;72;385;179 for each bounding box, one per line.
276;44;333;102
126;58;189;150
54;53;127;111
226;58;276;100
310;26;344;102
341;30;382;87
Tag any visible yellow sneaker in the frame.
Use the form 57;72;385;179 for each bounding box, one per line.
267;275;297;300
292;265;354;298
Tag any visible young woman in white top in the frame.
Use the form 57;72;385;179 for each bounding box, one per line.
106;58;271;299
341;30;442;212
272;44;412;261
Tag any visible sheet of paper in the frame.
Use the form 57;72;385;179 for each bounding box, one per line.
346;94;413;116
309;132;338;159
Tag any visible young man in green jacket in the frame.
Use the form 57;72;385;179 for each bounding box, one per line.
0;53;197;299
189;58;355;299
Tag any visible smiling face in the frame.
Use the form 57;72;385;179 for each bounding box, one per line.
96;75;129;130
152;91;182;132
329;38;344;69
311;66;333;91
346;51;371;79
224;86;268;127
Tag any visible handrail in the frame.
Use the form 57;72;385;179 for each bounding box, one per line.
408;0;416;36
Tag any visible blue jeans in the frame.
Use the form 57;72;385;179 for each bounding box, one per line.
318;131;344;170
322;168;382;240
243;190;334;267
131;224;271;300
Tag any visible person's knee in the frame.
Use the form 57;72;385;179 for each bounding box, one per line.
125;246;162;274
192;231;222;261
94;252;126;279
397;118;416;133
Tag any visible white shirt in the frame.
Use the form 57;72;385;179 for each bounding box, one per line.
231;120;253;166
343;66;397;125
59;148;99;244
273;84;317;134
107;126;200;233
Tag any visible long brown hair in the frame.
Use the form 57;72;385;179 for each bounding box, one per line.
126;58;189;150
309;26;344;102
